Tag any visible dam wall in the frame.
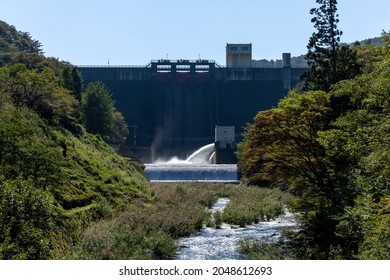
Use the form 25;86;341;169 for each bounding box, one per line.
78;60;308;162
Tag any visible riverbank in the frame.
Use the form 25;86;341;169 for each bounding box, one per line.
65;182;294;260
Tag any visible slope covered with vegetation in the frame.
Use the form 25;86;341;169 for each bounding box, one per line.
238;3;389;259
0;20;151;259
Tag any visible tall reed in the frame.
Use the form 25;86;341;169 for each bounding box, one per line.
223;186;291;227
73;182;229;259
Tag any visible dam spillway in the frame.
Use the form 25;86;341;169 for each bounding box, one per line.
144;163;238;183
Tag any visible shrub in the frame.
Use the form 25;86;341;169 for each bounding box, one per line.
239;238;285;260
213;211;223;229
222;187;290;226
0;177;55;259
74;183;230;259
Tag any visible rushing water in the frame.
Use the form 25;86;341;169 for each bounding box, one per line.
185;143;215;164
144;163;238;182
175;198;299;260
144;143;238;182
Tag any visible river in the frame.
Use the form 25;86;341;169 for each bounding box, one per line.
175;198;299;260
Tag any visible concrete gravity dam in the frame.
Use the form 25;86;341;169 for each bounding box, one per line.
78;44;308;163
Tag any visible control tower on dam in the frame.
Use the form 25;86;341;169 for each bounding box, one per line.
78;47;308;162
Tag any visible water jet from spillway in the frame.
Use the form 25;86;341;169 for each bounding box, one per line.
186;143;215;164
153;143;215;165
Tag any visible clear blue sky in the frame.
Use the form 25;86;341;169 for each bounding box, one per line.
0;0;389;65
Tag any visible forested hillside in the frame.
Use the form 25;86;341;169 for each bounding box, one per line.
252;36;384;68
239;31;390;259
0;20;151;259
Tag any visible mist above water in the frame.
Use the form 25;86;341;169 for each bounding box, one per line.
154;143;215;165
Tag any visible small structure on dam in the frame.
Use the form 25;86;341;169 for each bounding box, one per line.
78;44;308;163
226;43;252;68
214;125;237;164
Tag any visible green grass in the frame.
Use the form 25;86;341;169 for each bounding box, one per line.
213;211;223;229
222;186;292;227
56;130;151;213
239;238;286;260
0;118;154;259
69;183;231;259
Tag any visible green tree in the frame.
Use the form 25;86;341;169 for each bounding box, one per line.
81;81;128;143
81;81;115;138
239;33;390;259
0;63;78;121
0;104;63;187
71;67;83;101
61;64;83;101
0;20;43;66
238;90;331;189
0;177;55;259
304;0;360;91
321;33;390;258
111;109;129;144
0;20;42;54
238;89;362;258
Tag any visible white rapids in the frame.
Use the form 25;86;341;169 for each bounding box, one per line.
175;198;300;260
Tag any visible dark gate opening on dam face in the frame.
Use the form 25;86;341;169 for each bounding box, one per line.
78;46;308;163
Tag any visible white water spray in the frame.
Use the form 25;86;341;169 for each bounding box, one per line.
186;143;215;164
154;143;215;164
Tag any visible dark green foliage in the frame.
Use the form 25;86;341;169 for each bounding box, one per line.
321;34;390;259
0;105;64;187
81;81;128;144
0;178;55;259
81;81;114;137
0;63;78;121
10;52;64;76
238;90;331;188
111;109;129;144
61;64;83;101
239;238;286;260
0;20;42;54
238;33;390;259
0;98;151;259
0;20;43;67
307;0;342;78
304;0;360;91
0;19;151;260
